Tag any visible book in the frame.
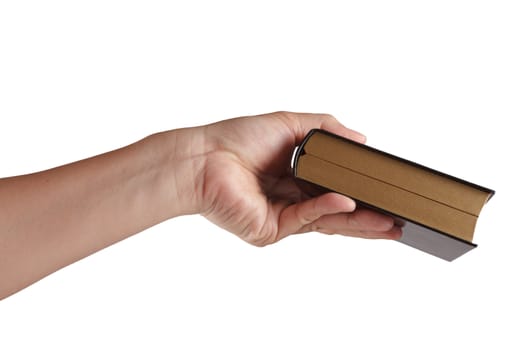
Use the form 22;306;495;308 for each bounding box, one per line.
291;129;494;261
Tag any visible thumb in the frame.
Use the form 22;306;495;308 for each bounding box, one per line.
275;192;356;242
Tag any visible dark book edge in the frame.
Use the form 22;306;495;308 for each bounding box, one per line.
353;199;476;261
295;129;495;201
292;175;477;261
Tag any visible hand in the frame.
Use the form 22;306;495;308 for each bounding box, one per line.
0;110;401;299
196;112;402;246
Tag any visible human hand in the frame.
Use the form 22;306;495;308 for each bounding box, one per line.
0;111;401;299
194;111;402;246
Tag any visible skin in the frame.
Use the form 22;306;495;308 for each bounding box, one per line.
0;111;401;300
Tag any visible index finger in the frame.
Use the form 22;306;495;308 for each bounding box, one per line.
287;112;367;144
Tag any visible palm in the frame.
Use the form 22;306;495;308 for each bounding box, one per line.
202;114;303;245
199;112;401;246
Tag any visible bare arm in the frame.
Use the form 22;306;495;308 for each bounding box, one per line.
0;129;201;298
0;112;401;300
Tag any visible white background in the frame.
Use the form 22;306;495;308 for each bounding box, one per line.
1;1;523;349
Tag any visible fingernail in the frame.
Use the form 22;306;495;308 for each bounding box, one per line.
355;133;367;143
391;226;403;240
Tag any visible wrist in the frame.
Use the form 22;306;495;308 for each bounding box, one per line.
147;126;209;218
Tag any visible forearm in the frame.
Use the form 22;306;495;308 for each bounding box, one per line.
0;128;204;299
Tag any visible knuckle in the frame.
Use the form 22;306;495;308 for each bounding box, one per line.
245;227;277;248
249;238;267;247
272;111;295;123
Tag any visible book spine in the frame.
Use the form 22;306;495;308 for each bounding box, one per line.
291;129;319;176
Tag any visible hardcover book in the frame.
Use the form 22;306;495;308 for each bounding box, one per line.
291;129;494;261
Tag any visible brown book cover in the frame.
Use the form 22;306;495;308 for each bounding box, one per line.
292;129;495;261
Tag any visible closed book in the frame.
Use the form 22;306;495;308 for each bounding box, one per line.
291;129;494;261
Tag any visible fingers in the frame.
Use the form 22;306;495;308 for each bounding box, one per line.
276;192;356;241
319;114;367;144
307;209;403;240
312;208;396;232
276;194;403;242
285;112;366;144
